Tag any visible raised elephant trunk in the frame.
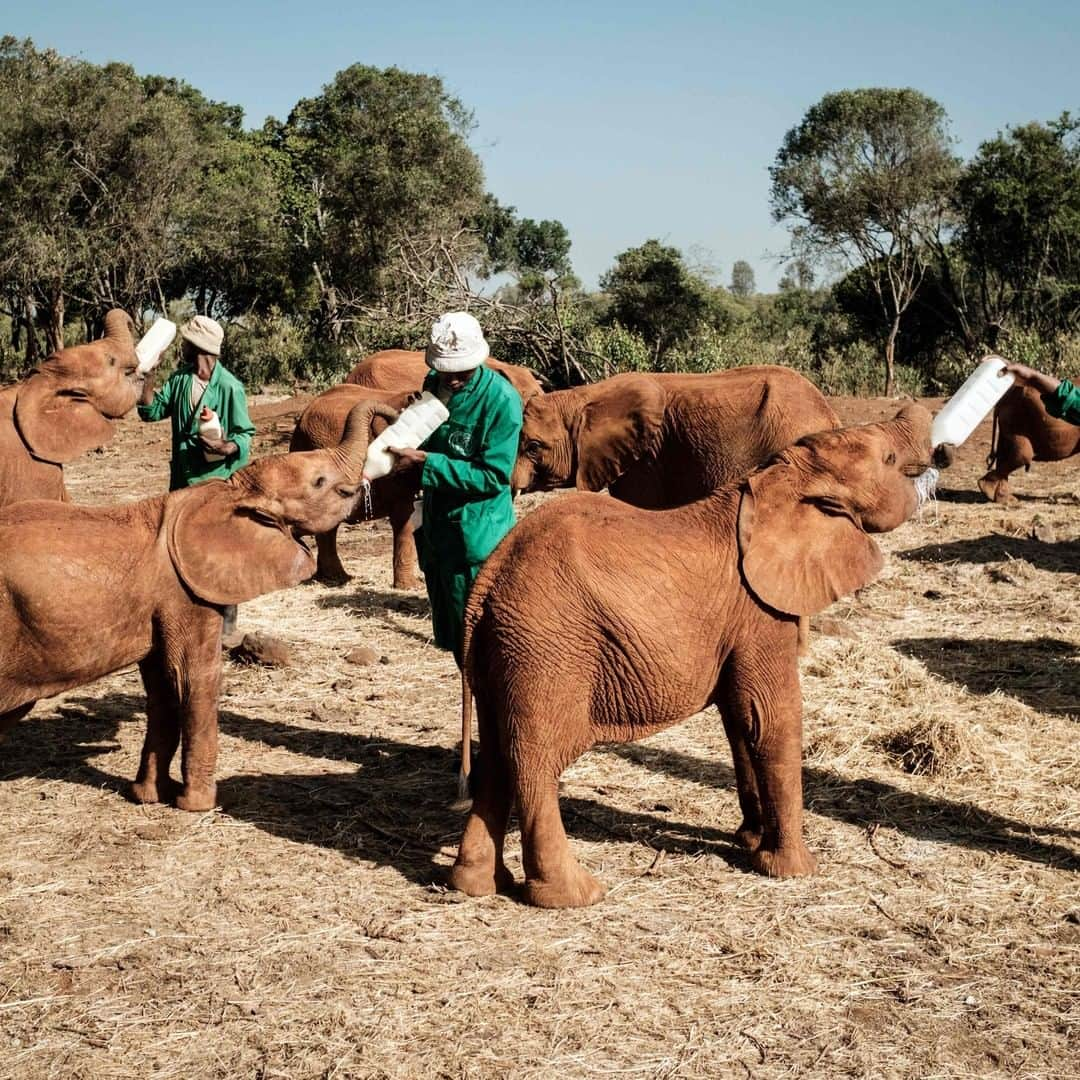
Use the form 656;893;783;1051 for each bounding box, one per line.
102;309;138;363
336;400;400;481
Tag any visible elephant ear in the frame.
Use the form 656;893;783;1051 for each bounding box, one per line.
14;374;116;464
574;377;666;491
166;483;316;605
737;467;884;617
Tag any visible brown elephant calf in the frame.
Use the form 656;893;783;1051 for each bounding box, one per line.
0;309;140;508
450;406;935;908
0;399;396;811
979;385;1080;503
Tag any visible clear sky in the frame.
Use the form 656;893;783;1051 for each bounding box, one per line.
4;1;1078;290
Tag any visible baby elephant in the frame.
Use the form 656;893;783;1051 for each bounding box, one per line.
450;406;934;908
0;399;397;811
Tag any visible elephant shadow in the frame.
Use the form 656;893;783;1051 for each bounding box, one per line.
0;698;752;891
893;636;1079;717
605;742;1080;868
899;534;1079;573
314;588;433;648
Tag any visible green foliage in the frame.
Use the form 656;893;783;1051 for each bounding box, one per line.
770;87;958;393
729;260;755;298
599;240;712;359
952;115;1080;345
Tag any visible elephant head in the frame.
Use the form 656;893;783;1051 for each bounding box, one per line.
512;375;666;492
166;399;399;605
14;309;140;464
738;404;933;617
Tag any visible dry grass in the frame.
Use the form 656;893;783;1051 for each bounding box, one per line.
1;396;1077;1079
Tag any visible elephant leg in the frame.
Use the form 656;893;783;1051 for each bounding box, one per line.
314;525;351;585
517;755;606;909
388;498;422;591
174;632;222;813
448;724;515;897
717;700;763;852
979;433;1031;504
725;638;817;879
130;653;181;805
0;703;34;741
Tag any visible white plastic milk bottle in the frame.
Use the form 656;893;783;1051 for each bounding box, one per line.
198;407;227;461
930;355;1015;448
362;392;450;481
135;318;177;374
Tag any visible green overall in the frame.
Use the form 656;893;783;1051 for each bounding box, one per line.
416;365;523;665
137;361;255;491
1045;378;1080;425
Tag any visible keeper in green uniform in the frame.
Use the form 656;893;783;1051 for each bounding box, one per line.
388;312;523;667
1003;362;1080;424
137;315;255;491
137;315;256;640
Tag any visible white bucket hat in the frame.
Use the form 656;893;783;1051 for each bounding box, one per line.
425;311;489;373
180;315;224;357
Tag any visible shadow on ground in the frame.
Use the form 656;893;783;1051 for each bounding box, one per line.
893;636;1078;716
900;534;1079;573
3;697;1076;889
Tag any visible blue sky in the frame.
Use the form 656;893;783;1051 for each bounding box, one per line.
4;1;1078;290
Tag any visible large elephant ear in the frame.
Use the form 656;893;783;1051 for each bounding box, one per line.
166;483;316;605
14;374;116;464
574;377;666;491
737;467;884;617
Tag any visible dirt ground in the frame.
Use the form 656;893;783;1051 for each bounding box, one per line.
1;393;1077;1079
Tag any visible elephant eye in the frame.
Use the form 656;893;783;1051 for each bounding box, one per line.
109;355;117;367
313;475;326;489
884;451;896;466
524;439;544;459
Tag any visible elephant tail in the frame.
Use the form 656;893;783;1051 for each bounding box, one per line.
986;405;1000;469
451;668;473;811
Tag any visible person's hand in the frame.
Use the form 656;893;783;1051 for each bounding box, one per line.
388;447;426;474
198;435;236;456
1002;363;1059;395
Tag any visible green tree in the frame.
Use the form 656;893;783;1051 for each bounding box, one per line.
950;114;1080;347
770;88;957;394
729;259;756;298
599;240;710;361
273;64;485;342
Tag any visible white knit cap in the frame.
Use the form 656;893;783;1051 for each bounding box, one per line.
425;311;489;373
180;315;224;356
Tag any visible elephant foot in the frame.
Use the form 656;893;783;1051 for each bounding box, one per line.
735;820;763;852
315;564;351;586
447;860;515;898
392;574;422;592
978;472;1015;505
523;860;606;909
751;842;818;879
175;784;217;813
129;776;182;805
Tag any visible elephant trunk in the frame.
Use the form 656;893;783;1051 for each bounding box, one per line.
102;308;138;363
336;400;400;481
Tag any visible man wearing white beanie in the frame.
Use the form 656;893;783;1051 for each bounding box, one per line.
389;312;523;666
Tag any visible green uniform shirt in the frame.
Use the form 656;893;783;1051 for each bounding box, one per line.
138;361;255;490
417;364;523;569
1044;379;1080;425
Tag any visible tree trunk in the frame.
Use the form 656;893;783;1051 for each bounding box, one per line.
43;291;65;355
884;315;900;397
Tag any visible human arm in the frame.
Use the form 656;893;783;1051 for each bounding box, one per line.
1001;363;1060;396
137;373;173;422
210;385;255;461
1003;364;1080;424
419;397;522;497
